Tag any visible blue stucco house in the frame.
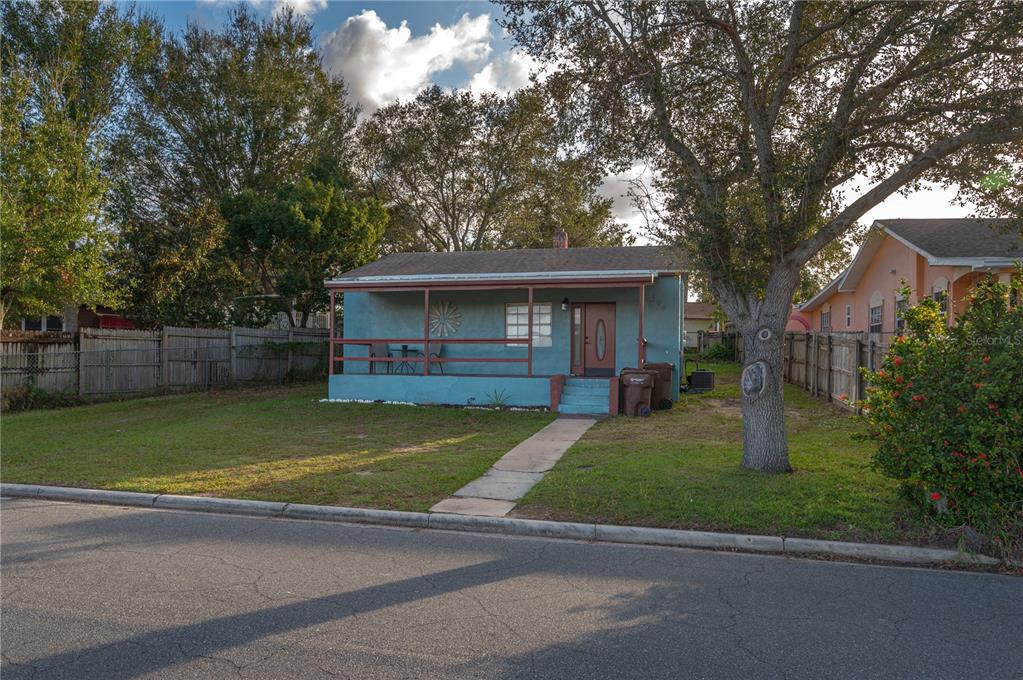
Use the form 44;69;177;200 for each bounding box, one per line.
326;237;688;415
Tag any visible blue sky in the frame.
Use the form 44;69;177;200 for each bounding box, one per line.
137;1;515;100
131;1;969;237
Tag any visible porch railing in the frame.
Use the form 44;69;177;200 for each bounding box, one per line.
329;337;532;376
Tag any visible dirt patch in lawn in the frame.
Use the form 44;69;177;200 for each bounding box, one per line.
700;397;806;420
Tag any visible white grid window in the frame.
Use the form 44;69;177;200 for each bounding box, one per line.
506;302;552;347
869;303;883;333
820;308;831;332
895;297;908;332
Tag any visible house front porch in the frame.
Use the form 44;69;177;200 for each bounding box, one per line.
325;249;685;414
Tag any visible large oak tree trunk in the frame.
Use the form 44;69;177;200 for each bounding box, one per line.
736;318;791;473
717;271;796;474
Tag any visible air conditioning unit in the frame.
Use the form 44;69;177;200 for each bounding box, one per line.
687;369;715;394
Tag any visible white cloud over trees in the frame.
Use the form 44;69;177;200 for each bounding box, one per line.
320;10;492;114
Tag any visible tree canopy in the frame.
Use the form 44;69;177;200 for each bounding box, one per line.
0;0;157;327
110;6;361;327
502;0;1023;472
358;85;631;252
222;179;387;327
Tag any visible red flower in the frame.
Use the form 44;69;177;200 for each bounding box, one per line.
895;376;904;384
973;382;983;389
982;356;990;364
893;391;901;398
912;394;925;402
893;356;903;366
930;492;942;501
839;393;848;401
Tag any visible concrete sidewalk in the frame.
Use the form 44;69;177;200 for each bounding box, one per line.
430;417;595;517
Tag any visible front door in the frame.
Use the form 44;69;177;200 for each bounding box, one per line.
572;303;615;377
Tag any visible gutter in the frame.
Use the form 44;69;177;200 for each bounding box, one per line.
325;269;679;286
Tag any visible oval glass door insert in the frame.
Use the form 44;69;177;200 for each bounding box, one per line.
595;319;607;360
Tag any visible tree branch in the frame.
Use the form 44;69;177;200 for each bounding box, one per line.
789;113;1023;265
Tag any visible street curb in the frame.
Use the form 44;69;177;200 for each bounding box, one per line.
0;483;1007;568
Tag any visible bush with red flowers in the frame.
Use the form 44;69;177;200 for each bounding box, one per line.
861;270;1023;555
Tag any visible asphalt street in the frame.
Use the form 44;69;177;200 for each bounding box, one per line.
1;496;1020;679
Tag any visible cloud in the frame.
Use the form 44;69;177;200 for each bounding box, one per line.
598;163;663;243
320;10;492;114
196;0;326;16
468;50;540;95
273;0;326;16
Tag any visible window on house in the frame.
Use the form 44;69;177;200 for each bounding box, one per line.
22;317;43;331
869;303;883;334
932;289;948;316
1011;287;1019;308
895;298;908;332
506;302;552;347
45;315;63;331
845;304;852;328
820;308;831;332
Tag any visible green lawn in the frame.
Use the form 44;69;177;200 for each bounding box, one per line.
517;363;944;547
1;383;554;512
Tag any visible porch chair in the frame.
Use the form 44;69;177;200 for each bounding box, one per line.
369;343;391;374
428;344;444;374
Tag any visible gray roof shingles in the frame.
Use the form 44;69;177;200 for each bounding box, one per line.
879;218;1023;259
334;246;686;280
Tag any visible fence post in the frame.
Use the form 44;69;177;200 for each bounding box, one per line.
160;327;169;387
228;327;236;383
286;329;294;380
785;333;793;383
811;333;819;397
854;337;863;414
77;333;85;397
826;334;833;402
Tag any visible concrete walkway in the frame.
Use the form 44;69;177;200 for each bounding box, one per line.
430;417;596;517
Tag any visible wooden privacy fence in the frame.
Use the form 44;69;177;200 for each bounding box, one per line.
1;326;329;401
710;331;891;412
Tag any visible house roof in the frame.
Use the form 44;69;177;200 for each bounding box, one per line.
877;218;1022;260
327;246;687;288
800;218;1021;312
684;302;718;320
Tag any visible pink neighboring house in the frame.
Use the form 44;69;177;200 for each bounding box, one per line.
798;218;1021;335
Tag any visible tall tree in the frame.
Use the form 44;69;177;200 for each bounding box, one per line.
221;179;387;327
358;85;629;252
503;0;1023;472
0;0;157;327
110;6;359;327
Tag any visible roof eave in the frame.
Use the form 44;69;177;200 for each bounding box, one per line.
325;269;683;288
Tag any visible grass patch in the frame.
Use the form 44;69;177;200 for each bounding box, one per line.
517;362;944;547
1;382;554;512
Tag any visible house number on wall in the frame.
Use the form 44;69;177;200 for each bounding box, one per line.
429;301;462;337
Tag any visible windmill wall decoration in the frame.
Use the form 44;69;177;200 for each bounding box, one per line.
429;301;462;337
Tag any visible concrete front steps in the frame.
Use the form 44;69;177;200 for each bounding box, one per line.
558;377;610;415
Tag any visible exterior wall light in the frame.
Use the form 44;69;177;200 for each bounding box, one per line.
561;297;570;311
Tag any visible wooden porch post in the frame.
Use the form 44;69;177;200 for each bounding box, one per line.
527;286;534;377
423;288;430;376
328;289;335;375
637;284;646;367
